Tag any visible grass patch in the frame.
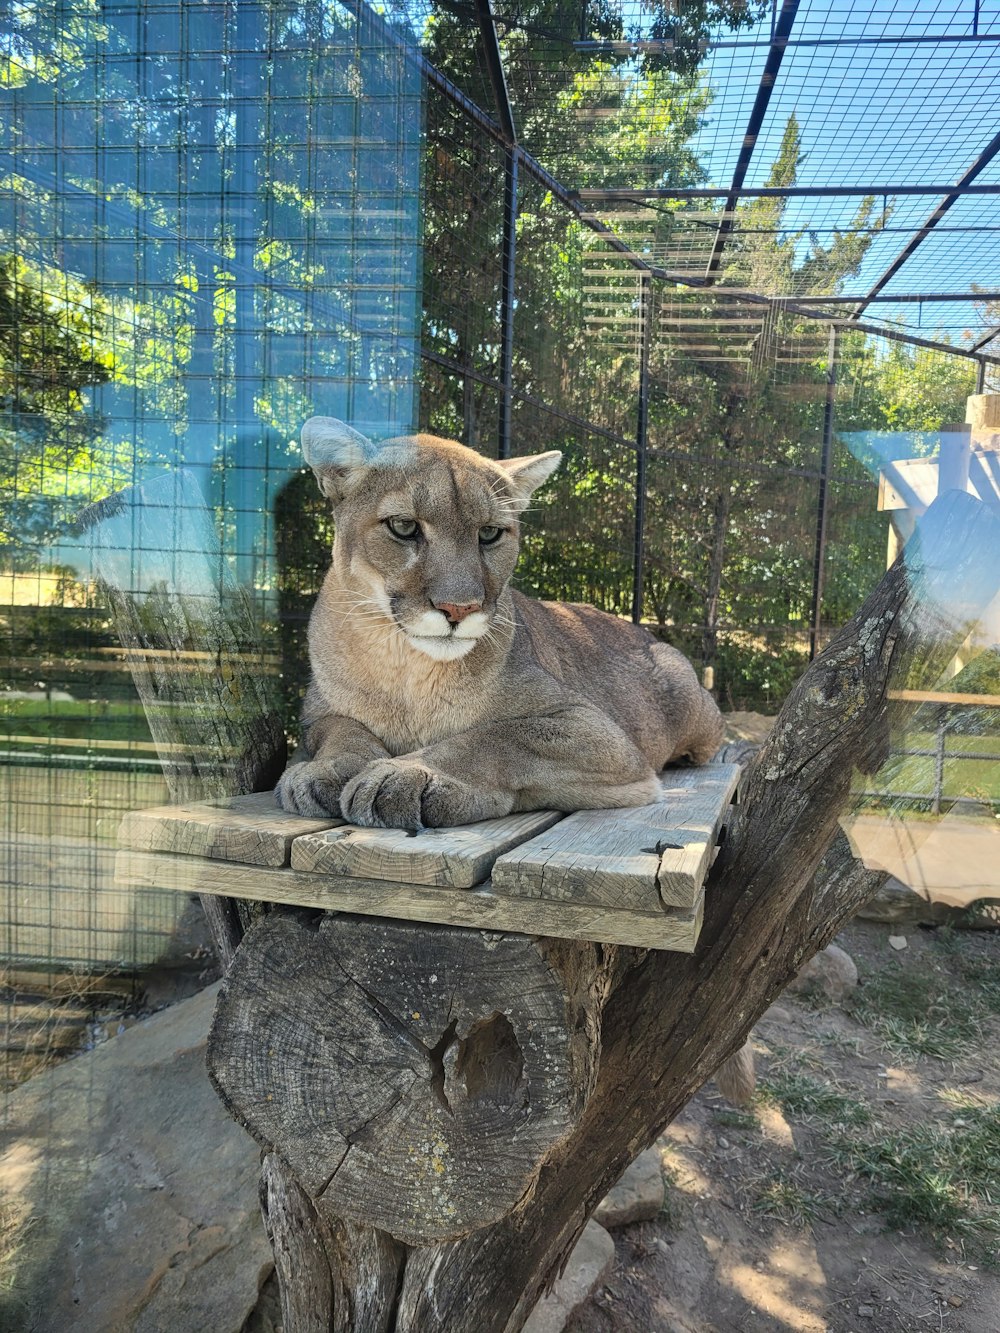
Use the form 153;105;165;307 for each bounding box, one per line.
815;1029;863;1057
753;1171;842;1227
851;967;984;1061
954;954;1000;1016
826;1106;1000;1253
760;1069;871;1129
0;1200;36;1329
713;1107;759;1132
872;730;1000;804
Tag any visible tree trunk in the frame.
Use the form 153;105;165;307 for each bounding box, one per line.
214;489;998;1331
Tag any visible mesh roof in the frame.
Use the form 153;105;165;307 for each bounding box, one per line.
392;0;1000;359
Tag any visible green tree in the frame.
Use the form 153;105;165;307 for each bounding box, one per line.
0;254;112;559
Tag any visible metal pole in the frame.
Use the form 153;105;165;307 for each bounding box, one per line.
498;148;518;460
472;0;519;462
932;720;946;815
809;325;838;659
632;275;652;623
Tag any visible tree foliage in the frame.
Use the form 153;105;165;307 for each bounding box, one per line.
1;3;981;709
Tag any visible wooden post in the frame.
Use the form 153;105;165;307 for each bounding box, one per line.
966;392;1000;443
938;423;971;495
202;489;999;1332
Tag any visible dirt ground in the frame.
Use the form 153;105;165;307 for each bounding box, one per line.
568;919;1000;1333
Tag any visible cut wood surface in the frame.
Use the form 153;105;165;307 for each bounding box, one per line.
289;809;563;887
209;913;608;1244
118;792;340;867
491;765;740;911
115;850;703;951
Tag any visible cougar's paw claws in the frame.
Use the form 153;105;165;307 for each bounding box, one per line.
340;760;478;830
275;761;346;818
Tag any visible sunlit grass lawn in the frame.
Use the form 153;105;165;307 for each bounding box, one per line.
0;699;153;752
865;729;1000;804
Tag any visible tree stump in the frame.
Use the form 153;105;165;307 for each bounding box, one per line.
198;489;999;1332
209;913;607;1243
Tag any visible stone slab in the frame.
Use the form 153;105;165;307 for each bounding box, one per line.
0;982;270;1333
593;1148;665;1228
522;1220;615;1333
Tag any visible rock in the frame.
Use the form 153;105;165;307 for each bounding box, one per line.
855;876;952;927
522;1221;615;1333
0;982;270;1333
858;1303;875;1317
785;943;858;1003
888;935;908;951
721;711;774;746
593;1149;665;1228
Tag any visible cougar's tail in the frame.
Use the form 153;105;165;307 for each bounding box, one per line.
713;1040;756;1107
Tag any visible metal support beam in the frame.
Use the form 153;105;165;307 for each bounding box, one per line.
809;326;838;660
971;324;1000;354
498;148;519;460
704;0;800;280
577;185;1000;199
632;276;652;624
771;292;1000;305
474;0;516;145
852;128;1000;318
473;0;518;460
574;33;1000;53
333;0;1000;368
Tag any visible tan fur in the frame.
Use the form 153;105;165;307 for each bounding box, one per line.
713;1042;756;1108
276;419;724;829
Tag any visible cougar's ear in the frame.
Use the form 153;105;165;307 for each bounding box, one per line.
300;416;374;502
495;451;562;508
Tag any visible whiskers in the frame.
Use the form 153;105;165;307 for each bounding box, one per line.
325;593;389;622
477;611;516;654
324;594;409;647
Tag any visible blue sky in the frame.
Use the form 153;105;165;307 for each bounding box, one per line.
690;0;1000;341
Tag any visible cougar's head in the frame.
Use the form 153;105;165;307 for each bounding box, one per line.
301;417;561;662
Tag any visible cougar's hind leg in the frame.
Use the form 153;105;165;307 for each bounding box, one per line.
687;686;725;764
650;641;724;765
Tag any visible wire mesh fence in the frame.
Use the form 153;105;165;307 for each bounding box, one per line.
2;4;1000;1313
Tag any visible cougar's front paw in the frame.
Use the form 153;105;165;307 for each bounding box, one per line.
340;760;504;831
275;760;351;818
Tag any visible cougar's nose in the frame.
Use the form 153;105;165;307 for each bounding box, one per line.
434;601;482;624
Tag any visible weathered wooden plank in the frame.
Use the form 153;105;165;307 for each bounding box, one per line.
656;766;742;907
115;851;703;952
118;792;341;868
490;765;741;912
289;809;563;888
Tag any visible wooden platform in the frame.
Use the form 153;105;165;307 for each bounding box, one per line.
115;764;741;952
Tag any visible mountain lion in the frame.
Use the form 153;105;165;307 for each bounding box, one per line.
275;417;723;830
275;418;753;1104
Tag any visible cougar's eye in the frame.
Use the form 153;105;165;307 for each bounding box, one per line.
385;515;419;540
478;525;503;545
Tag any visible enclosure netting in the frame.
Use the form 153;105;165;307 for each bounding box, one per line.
1;0;999;1317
